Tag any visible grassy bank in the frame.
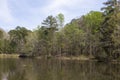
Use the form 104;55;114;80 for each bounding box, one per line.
56;55;92;61
0;54;91;61
0;54;19;58
0;54;120;62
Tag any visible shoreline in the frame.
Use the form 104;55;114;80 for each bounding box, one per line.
0;54;93;61
56;56;91;61
0;54;19;58
0;54;119;62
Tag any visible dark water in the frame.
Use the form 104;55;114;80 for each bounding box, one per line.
0;58;120;80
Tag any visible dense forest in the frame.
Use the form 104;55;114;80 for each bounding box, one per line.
0;0;120;60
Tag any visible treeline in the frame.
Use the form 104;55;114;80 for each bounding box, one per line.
0;0;120;59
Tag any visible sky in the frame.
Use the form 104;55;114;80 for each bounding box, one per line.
0;0;106;31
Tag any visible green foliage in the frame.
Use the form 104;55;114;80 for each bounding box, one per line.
0;0;120;60
84;11;104;34
0;29;4;39
56;13;65;28
99;0;120;58
8;26;31;53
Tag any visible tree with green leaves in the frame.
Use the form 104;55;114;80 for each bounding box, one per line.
34;15;58;56
63;19;84;56
8;26;30;53
100;0;120;59
0;29;4;53
83;11;104;57
56;13;65;28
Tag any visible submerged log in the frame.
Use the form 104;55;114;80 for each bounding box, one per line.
95;56;112;62
19;54;28;58
19;53;35;58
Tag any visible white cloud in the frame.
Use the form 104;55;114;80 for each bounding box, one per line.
0;0;14;23
0;0;105;31
42;0;78;14
40;0;104;23
41;0;95;13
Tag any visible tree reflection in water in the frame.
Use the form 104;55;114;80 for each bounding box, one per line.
0;59;120;80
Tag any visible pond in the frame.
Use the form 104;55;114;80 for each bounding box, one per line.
0;58;120;80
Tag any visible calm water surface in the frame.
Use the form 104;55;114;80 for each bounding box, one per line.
0;58;120;80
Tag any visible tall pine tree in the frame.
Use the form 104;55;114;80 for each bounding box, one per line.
100;0;120;59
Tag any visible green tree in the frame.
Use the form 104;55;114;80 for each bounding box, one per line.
84;11;103;34
0;29;10;54
8;26;30;53
0;29;4;39
83;11;104;57
56;13;65;28
34;16;58;56
100;0;120;59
